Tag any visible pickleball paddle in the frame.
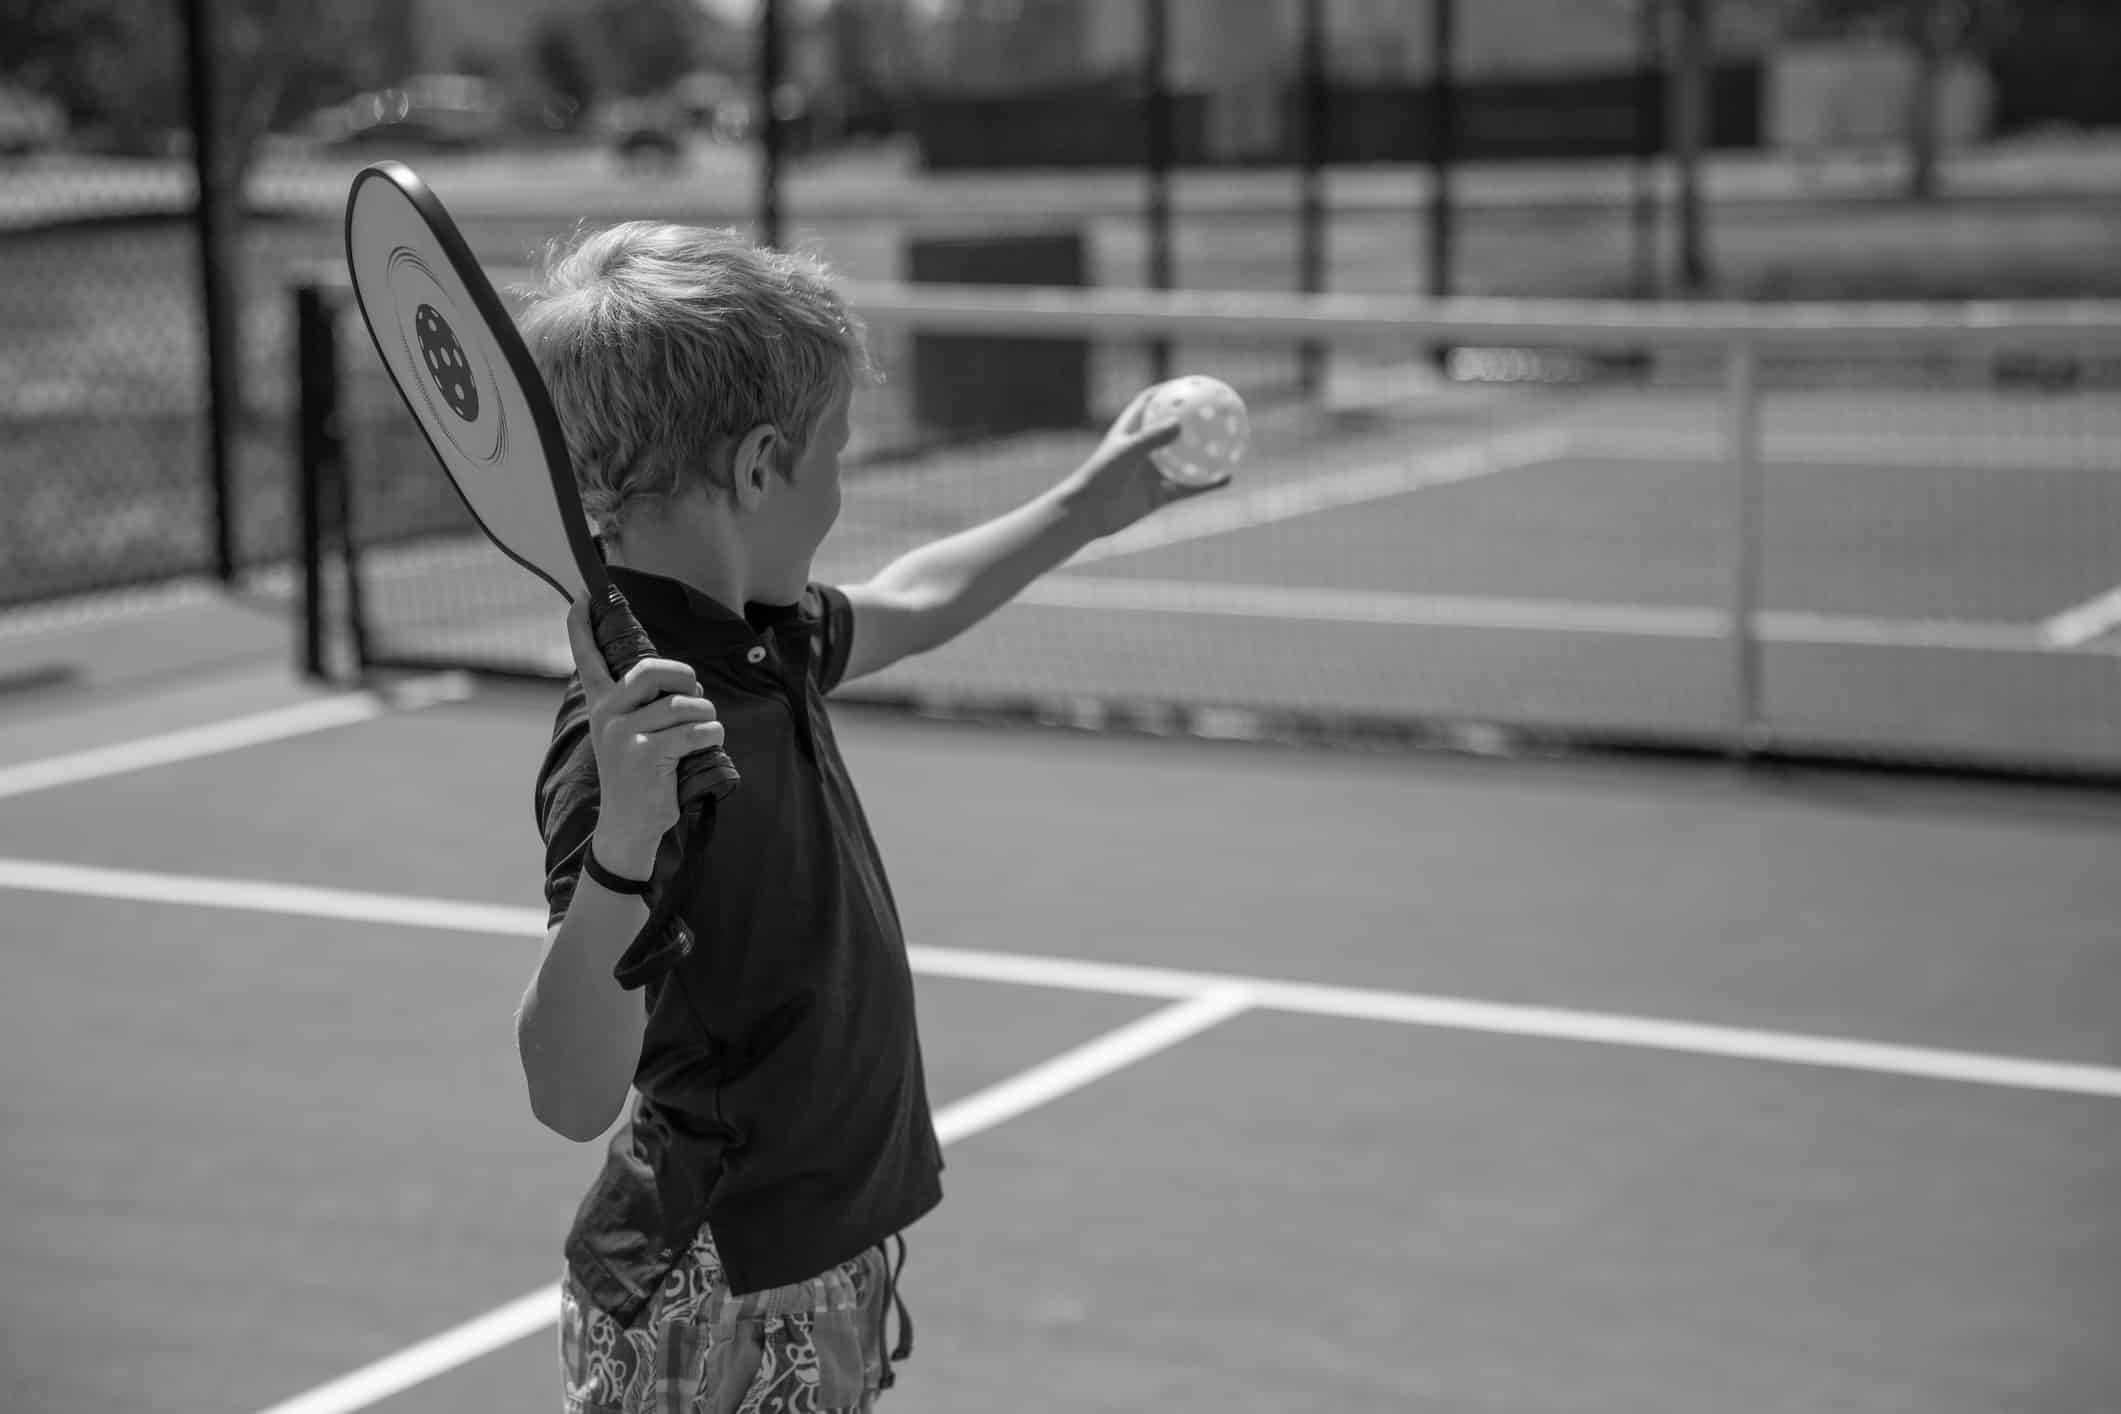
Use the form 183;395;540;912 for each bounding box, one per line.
343;161;740;821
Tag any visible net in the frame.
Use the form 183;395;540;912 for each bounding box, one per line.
302;277;2121;778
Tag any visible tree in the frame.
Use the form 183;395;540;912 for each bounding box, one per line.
532;15;603;125
591;0;703;99
1783;0;1999;200
6;0;403;169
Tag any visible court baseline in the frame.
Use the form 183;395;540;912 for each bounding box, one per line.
1017;576;2061;653
5;857;2114;1103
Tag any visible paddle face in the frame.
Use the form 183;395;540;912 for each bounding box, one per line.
344;161;599;603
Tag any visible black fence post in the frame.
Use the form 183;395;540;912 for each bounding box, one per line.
1671;0;1711;295
336;398;371;678
181;0;241;582
1633;0;1664;299
295;281;337;681
1144;0;1174;384
1426;0;1457;372
758;0;785;248
1297;0;1329;395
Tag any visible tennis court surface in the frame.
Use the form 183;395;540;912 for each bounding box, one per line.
1;652;2118;1413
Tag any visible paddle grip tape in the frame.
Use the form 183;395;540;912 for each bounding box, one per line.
590;583;743;812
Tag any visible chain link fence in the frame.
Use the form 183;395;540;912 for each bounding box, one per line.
6;0;2121;630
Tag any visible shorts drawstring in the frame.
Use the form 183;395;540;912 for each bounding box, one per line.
874;1233;913;1390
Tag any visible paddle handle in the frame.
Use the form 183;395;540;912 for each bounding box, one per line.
590;582;742;812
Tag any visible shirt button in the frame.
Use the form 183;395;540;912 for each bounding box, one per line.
745;646;767;664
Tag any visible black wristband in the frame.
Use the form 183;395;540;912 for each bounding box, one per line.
583;842;653;896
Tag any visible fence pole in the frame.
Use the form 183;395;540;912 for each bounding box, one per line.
295;284;326;679
1670;0;1710;295
1296;0;1328;396
180;0;240;582
295;280;348;681
1632;0;1662;299
1425;0;1456;301
1726;338;1765;756
1144;0;1173;384
1425;0;1457;373
757;0;785;248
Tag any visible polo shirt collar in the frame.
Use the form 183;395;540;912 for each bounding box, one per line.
606;564;804;662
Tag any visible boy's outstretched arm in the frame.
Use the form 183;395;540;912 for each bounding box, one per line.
839;393;1222;683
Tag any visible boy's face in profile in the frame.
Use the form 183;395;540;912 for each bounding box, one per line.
748;377;852;602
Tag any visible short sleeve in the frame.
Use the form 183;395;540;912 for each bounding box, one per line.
534;679;599;931
805;582;857;696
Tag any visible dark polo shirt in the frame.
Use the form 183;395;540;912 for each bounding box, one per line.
535;565;944;1310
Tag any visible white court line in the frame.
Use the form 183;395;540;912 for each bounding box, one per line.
249;1286;561;1414
932;984;1254;1144
1021;576;2050;652
0;675;470;802
247;989;1252;1414
907;944;2121;1099
0;579;218;643
1068;426;1568;565
0;857;543;934
1566;427;2118;473
2039;585;2121;649
6;858;2117;1101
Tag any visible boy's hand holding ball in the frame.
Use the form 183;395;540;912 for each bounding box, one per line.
1064;375;1248;539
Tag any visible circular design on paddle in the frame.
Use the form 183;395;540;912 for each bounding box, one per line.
385;246;506;466
414;303;479;421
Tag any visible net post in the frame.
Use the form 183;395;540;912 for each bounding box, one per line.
336;399;372;679
1725;336;1765;758
294;279;335;681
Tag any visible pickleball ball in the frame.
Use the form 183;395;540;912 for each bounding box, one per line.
415;303;479;423
1142;375;1248;487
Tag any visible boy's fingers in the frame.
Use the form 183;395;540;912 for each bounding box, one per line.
565;596;614;694
607;660;703;715
1157;468;1231;504
662;718;727;759
1131;419;1184;452
617;693;719;735
1112;385;1157;436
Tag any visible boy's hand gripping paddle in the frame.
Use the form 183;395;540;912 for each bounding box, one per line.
346;162;736;979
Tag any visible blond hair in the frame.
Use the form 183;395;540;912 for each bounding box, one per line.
514;222;870;543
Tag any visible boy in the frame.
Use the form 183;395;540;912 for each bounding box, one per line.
510;221;1222;1413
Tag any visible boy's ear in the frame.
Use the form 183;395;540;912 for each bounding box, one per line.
729;423;782;510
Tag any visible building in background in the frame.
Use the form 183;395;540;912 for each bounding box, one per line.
264;0;2017;164
930;0;1786;89
918;0;2013;170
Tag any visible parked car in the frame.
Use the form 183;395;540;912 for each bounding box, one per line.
0;84;67;156
309;74;505;151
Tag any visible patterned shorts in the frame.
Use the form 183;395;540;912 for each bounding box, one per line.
559;1228;905;1414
